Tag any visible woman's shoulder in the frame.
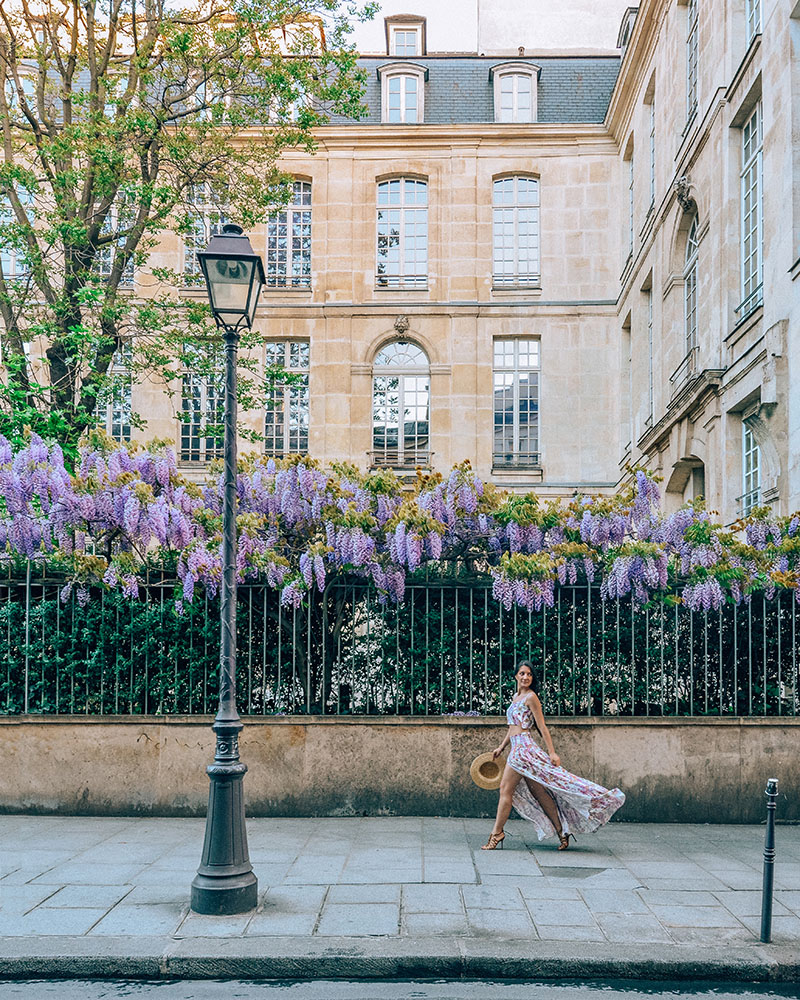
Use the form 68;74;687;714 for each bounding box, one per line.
526;690;542;710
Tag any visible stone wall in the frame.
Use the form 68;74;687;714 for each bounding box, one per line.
1;716;795;823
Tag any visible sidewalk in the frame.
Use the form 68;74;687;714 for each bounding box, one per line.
1;815;799;982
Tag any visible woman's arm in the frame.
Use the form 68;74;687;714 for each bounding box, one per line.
492;731;511;759
529;693;561;767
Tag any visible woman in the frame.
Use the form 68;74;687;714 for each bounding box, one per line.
482;660;624;851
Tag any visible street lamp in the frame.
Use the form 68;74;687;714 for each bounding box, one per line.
191;224;265;915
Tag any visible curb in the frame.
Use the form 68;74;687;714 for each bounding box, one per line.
1;938;799;982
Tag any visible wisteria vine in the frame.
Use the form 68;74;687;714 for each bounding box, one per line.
1;434;799;614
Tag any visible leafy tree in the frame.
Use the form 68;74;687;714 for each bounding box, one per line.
0;0;373;464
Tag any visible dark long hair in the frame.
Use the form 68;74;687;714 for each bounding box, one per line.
516;660;540;695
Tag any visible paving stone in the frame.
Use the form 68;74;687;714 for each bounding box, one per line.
737;914;800;941
775;889;800;914
177;911;253;937
402;884;464;913
37;885;133;910
403;911;469;935
533;922;604;942
461;885;523;910
637;889;721;907
30;863;147;886
519;883;581;901
0;885;61;914
316;902;399;936
667;925;756;944
713;889;790;917
647;903;743;928
524;898;596;926
246;909;320;936
578;888;649;913
593;911;673;943
261;885;328;913
122;884;191;905
466;906;535;936
327;883;400;904
707;869;767;890
4;907;109;936
90;903;185;936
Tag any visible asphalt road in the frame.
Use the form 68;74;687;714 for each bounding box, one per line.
0;982;798;1000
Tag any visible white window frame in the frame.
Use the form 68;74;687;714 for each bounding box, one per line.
180;349;225;464
390;25;421;56
267;180;312;288
103;345;133;443
492;338;540;469
372;341;430;468
264;340;310;456
378;63;427;124
739;100;763;317
0;186;34;280
741;420;760;516
492;176;540;287
183;184;228;282
686;0;699;124
376;177;428;288
490;63;538;124
684;215;699;357
745;0;761;46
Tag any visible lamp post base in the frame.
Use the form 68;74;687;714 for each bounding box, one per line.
190;872;258;915
191;758;258;915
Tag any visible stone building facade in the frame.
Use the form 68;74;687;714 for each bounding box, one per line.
611;0;799;522
115;0;798;520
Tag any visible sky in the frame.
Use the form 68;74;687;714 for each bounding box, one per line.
348;0;635;55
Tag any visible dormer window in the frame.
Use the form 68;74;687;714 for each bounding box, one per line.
378;63;428;124
384;15;426;56
490;63;540;124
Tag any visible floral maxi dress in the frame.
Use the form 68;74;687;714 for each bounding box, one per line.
506;699;625;841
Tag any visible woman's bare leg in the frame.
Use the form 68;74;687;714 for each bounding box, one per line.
490;767;523;835
524;776;563;838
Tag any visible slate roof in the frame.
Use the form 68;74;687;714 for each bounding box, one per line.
329;56;621;126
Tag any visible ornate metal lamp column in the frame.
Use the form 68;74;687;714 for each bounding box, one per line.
191;224;265;915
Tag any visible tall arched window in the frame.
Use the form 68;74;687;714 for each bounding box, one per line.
372;341;430;467
683;216;698;357
492;176;540;286
376;178;428;288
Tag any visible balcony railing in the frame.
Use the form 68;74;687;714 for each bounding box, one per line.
737;488;761;518
734;283;763;321
369;450;431;470
492;451;541;469
669;345;699;398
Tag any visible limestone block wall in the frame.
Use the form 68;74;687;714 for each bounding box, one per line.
1;716;795;823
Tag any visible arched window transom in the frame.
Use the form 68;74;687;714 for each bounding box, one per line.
372;340;430;468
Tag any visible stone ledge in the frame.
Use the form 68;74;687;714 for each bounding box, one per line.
2;714;799;727
0;936;797;983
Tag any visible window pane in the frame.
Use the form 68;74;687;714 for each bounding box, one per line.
492;177;540;284
492;338;540;466
376;179;428;286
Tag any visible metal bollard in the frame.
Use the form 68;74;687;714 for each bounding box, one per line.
760;777;778;943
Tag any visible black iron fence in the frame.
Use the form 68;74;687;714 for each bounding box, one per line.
1;574;797;717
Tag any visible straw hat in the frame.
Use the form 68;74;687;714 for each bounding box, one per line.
470;751;505;790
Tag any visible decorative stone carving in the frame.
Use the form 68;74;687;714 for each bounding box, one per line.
393;315;410;336
675;175;694;213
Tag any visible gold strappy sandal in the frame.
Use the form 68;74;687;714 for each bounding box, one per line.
481;831;505;851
